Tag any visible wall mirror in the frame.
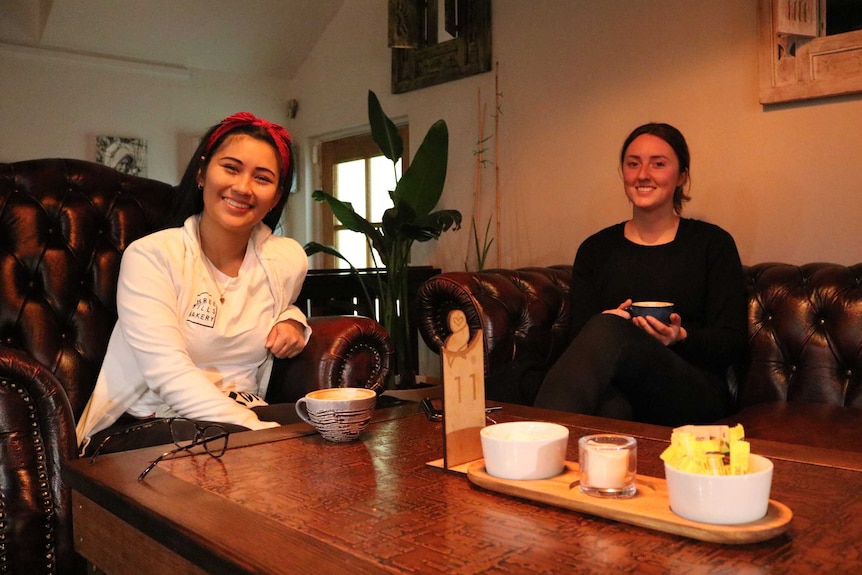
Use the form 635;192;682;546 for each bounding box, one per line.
389;0;491;94
759;0;862;104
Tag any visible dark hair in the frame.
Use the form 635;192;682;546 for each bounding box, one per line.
168;122;295;230
619;122;691;213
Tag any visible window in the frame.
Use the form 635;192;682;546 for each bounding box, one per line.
319;127;409;269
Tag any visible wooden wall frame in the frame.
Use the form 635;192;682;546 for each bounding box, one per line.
391;0;491;94
759;0;862;104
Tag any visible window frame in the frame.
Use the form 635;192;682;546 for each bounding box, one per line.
318;127;409;269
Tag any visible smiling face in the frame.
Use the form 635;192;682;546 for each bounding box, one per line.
621;133;688;215
196;134;283;236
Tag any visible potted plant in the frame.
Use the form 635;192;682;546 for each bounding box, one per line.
306;90;461;389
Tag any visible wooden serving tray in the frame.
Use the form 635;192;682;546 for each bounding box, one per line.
467;460;792;544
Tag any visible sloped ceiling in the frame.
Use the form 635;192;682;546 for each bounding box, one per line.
0;0;347;78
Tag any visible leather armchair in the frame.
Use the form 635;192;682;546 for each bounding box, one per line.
417;262;862;446
0;159;392;574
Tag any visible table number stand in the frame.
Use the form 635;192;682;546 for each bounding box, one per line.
440;310;487;469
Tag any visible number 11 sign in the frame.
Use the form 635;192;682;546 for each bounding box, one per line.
440;310;487;469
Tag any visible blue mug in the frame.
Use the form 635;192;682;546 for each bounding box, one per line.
628;301;674;324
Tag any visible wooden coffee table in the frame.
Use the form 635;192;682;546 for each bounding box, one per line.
63;403;862;574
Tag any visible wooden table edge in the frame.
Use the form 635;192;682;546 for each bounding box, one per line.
63;417;407;575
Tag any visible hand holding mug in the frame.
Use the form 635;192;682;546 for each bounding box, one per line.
604;299;635;319
626;302;687;346
635;312;686;346
608;300;687;346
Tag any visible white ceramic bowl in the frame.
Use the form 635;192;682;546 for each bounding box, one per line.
664;454;774;524
480;421;569;480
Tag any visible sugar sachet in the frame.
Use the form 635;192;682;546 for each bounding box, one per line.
730;439;750;475
660;424;750;476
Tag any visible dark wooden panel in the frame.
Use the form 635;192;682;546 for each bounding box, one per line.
74;493;209;575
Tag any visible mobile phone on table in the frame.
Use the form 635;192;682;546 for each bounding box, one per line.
421;398;502;421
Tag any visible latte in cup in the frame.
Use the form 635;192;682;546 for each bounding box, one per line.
295;387;377;442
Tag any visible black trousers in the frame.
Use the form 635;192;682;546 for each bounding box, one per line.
534;314;732;426
84;403;301;457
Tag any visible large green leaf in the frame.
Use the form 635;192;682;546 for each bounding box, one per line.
420;209;462;233
381;202;415;226
393;119;448;217
404;210;463;241
381;206;462;243
303;241;346;260
379;203;416;265
368;90;403;162
311;190;385;255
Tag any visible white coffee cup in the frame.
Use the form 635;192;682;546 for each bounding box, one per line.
295;387;377;442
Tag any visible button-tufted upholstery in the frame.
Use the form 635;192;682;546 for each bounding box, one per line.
417;262;862;446
739;262;862;407
0;159;392;574
416;266;573;380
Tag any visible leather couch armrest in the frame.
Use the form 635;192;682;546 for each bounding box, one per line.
265;315;393;403
416;266;572;376
0;345;83;573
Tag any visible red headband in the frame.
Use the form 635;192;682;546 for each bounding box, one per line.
205;112;292;179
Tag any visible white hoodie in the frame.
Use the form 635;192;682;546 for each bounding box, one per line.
76;215;310;451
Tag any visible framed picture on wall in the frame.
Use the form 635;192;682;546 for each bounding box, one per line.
96;136;148;177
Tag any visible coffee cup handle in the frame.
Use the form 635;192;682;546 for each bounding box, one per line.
295;398;313;425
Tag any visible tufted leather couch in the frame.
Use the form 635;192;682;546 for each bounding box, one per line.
0;159;392;574
417;263;862;449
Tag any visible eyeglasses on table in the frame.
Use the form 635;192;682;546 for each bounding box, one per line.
89;417;230;481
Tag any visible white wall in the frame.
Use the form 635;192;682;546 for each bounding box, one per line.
4;0;859;378
4;1;857;269
0;45;290;186
289;0;862;270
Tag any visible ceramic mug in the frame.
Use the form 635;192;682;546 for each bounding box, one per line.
295;387;377;442
628;301;674;324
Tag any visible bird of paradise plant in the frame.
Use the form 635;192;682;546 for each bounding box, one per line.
306;90;461;388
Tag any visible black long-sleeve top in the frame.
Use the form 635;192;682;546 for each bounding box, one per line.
569;218;748;376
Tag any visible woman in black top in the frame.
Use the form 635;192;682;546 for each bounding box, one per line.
534;123;747;426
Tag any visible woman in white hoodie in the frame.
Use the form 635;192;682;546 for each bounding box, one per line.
78;112;310;454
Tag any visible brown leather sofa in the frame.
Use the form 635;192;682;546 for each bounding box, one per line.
417;262;862;449
0;159;392;574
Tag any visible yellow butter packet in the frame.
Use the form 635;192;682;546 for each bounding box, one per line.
726;424;745;449
730;440;750;475
662;424;749;475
